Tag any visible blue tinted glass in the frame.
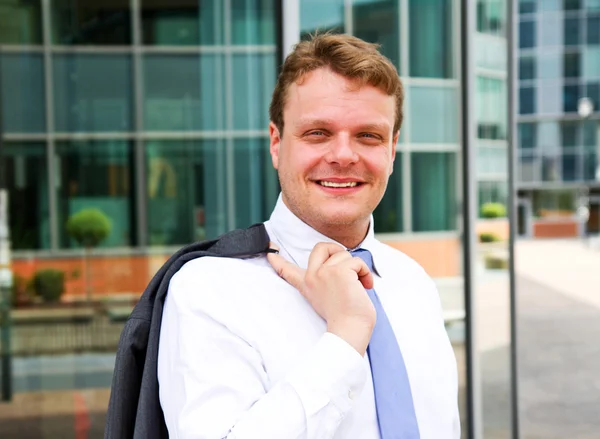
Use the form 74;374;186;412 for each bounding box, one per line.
583;152;597;180
301;0;344;36
53;54;133;132
411;152;457;231
519;56;536;80
564;0;581;9
519;21;535;48
588;16;600;44
410;86;459;143
519;1;536;13
409;0;453;78
4;142;50;250
141;0;223;45
354;0;400;70
562;154;579;181
233;138;279;229
564;52;581;78
519;123;537;149
0;53;45;133
232;53;277;130
586;83;600;111
0;0;42;44
231;0;276;45
52;0;131;45
564;17;580;45
143;54;226;131
519;87;535;114
563;84;580;112
373;154;403;232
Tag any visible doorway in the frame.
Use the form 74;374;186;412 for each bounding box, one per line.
518;198;532;237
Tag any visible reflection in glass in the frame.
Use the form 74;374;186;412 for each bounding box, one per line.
0;53;45;133
520;153;540;182
477;77;507;140
539;121;560;154
231;0;276;45
477;0;506;35
519;122;537;149
563;52;581;78
519;20;535;48
561;121;579;149
146;140;227;245
538;52;561;79
3;143;50;250
540;12;562;47
519;86;535;114
300;0;344;37
542;156;561;181
519;56;535;80
586;83;600;108
233;138;279;229
564;17;580;46
519;0;536;14
477;144;508;177
410;86;459;143
0;0;42;44
564;0;581;10
141;0;223;45
562;154;579;181
53;54;133;132
56;140;134;248
583;48;600;80
563;84;581;112
409;0;453;78
143;54;226;131
588;16;600;44
52;0;131;45
353;0;400;70
478;181;508;211
231;53;277;130
584;152;598;181
411;152;456;232
373;154;403;232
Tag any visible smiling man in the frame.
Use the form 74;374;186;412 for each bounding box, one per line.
157;33;460;439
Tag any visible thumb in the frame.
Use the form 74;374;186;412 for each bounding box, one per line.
267;250;305;291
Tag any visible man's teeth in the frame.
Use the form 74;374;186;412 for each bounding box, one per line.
319;181;358;188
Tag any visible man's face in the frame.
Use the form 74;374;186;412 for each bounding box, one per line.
269;67;398;234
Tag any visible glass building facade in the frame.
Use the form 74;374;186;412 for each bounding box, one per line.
0;1;516;438
517;0;600;237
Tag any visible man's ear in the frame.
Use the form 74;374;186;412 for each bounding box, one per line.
269;122;282;170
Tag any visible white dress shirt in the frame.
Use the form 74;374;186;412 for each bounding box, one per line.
157;195;460;438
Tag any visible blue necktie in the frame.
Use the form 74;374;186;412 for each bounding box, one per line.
351;249;420;439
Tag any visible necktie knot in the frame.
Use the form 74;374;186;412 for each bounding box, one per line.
350;248;374;272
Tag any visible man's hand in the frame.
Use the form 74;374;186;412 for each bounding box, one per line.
267;242;376;356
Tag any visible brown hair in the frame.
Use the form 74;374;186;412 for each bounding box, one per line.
269;32;404;135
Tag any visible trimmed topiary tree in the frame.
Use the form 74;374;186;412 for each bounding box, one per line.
480;202;507;219
30;269;65;303
66;208;112;301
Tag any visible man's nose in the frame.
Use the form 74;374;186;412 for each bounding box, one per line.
325;135;359;166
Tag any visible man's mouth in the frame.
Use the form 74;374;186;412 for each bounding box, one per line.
317;180;361;188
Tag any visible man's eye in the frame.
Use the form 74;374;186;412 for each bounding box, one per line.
308;131;325;136
360;133;380;140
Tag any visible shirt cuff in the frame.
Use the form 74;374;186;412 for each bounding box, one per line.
287;332;368;418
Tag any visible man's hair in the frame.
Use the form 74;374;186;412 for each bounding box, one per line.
269;32;404;135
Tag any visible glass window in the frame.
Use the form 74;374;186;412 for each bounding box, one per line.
409;0;453;78
540;0;561;10
231;0;276;45
587;0;600;10
477;144;508;177
0;53;45;133
583;47;600;79
56;140;135;248
538;80;562;114
232;53;277;130
586;82;600;109
373;154;403;232
477;0;506;35
564;0;581;9
519;153;540;182
583;152;598;180
587;16;600;44
519;123;537;149
519;86;535;114
146;139;228;245
411;152;456;231
519;20;536;48
563;84;581;112
353;0;400;70
478;181;508;214
583;119;598;149
539;121;561;154
233;138;280;229
51;0;131;45
477;77;507;140
561;121;580;148
564;17;581;46
542;156;561;181
3;142;50;250
540;13;563;47
563;52;581;78
538;52;561;79
53;54;133;132
143;54;226;131
519;56;536;80
519;0;536;14
409;86;459;143
300;0;344;37
562;154;579;181
0;0;42;44
476;33;507;71
141;0;224;45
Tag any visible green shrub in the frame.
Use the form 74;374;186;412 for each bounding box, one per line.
480;202;506;219
31;269;65;303
66;208;112;248
479;232;501;243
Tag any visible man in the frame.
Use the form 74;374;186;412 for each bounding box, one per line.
157;33;460;438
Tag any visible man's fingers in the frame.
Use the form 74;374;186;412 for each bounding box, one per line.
322;250;353;267
347;258;374;290
307;242;347;273
267;251;305;291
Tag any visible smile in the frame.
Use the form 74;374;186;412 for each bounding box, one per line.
318;181;360;188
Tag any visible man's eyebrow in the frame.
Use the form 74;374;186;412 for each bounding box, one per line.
294;118;336;128
294;119;391;132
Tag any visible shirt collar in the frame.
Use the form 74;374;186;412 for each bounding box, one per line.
266;194;383;277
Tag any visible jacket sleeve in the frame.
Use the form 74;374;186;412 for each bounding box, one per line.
157;269;367;439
